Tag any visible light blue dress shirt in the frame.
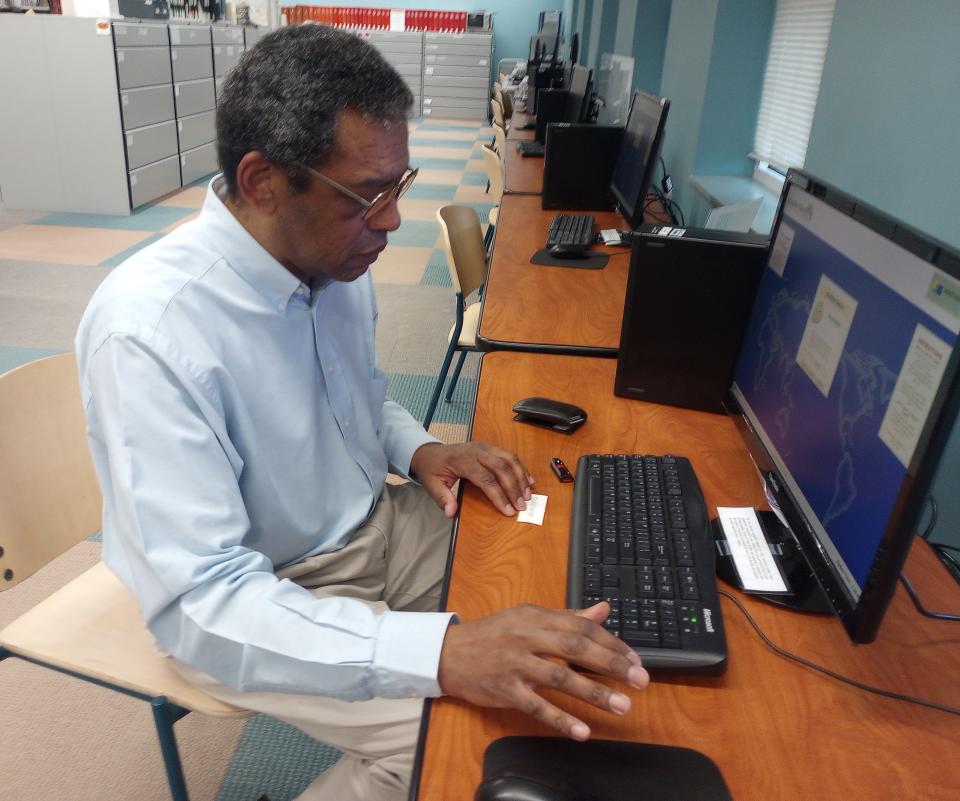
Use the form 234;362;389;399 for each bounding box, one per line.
75;178;453;700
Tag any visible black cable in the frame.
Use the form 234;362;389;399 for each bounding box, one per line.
918;495;939;540
898;574;960;620
913;495;960;583
718;589;960;717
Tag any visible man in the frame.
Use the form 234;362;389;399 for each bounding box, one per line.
76;25;649;801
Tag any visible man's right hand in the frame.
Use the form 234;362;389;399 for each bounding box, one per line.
437;602;649;741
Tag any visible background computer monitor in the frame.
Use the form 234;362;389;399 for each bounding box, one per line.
595;53;634;126
729;170;960;643
562;64;593;123
609;89;670;229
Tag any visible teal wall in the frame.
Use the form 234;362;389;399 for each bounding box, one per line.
695;0;774;177
658;0;718;213
629;0;671;95
658;0;773;212
283;1;560;75
804;0;960;548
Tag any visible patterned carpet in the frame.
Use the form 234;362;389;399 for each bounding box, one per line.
0;116;495;801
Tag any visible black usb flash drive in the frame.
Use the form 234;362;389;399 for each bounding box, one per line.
551;457;574;483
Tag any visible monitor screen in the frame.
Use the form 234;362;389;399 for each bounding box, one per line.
729;170;960;643
563;64;593;123
609;89;670;229
595;53;635;126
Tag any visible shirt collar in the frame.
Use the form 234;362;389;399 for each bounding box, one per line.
196;175;306;313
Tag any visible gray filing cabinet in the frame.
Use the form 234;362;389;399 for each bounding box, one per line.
244;25;271;48
362;31;423;117
115;21;181;208
421;32;493;120
171;23;219;186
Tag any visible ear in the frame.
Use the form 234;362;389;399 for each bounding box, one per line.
234;151;281;214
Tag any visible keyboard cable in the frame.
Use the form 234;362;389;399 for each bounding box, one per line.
717;589;960;717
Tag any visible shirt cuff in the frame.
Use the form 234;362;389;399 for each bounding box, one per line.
384;422;441;481
371;610;457;697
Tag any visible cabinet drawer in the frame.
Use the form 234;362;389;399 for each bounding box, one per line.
174;78;216;117
423;74;489;90
421;83;487;100
421;106;485;120
180;141;219;185
113;22;169;47
171;46;214;82
424;43;492;59
129;155;181;208
125;119;179;170
424;32;492;47
177;110;216;152
423;65;490;79
211;25;244;45
120;84;175;131
169;25;211;46
213;45;243;78
425;53;491;68
116;47;172;89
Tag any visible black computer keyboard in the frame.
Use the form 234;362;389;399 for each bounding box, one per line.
518;141;545;157
566;454;728;674
546;214;596;249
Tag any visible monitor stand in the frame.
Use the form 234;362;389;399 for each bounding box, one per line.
711;511;833;614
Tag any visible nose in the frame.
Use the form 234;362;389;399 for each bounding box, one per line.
367;197;402;233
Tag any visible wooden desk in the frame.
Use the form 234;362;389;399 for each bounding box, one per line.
504;143;544;195
412;352;960;801
477;195;629;355
506;109;536;142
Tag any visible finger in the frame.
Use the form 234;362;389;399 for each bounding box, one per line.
527;612;649;687
526;654;632;717
573;604;643;665
459;457;517;516
421;475;459;518
474;447;530;512
512;683;592;741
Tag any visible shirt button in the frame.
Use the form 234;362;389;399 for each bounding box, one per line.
296;286;307;295
276;303;284;312
344;419;352;428
329;364;337;375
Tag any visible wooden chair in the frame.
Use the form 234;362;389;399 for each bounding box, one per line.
492;121;506;156
423;207;489;430
480;143;504;251
0;354;250;801
495;84;513;119
490;98;506;130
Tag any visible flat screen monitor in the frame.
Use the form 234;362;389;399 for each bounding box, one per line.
563;64;593;123
609;89;670;229
729;169;960;643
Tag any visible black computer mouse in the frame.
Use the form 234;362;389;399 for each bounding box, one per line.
549;245;590;260
475;775;583;801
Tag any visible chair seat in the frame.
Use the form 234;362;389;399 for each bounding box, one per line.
0;561;249;718
447;301;482;348
488;206;499;226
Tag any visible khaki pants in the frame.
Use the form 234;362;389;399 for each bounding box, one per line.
172;483;452;801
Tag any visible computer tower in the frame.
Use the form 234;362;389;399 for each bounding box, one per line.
534;89;569;143
614;225;770;414
542;124;624;210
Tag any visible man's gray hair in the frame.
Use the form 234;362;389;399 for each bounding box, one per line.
216;24;413;195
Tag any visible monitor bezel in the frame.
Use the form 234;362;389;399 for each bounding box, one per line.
610;89;670;229
727;168;960;643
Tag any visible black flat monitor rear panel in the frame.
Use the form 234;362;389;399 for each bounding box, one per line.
535;89;568;143
610;89;670;229
563;64;593;123
542;124;624;210
615;225;769;413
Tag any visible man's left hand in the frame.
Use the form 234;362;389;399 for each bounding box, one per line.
410;442;535;518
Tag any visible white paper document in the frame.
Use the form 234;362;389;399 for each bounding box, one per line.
717;507;788;593
796;274;858;397
517;494;548;526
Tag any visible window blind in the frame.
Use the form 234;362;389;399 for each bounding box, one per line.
752;0;836;171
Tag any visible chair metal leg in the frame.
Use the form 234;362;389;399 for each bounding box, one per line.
423;341;459;430
483;223;495;253
151;697;192;801
445;351;468;403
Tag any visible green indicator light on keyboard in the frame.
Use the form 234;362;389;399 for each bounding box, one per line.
691;616;698;624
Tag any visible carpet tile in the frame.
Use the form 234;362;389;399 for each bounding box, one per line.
32;206;197;232
387;371;477;426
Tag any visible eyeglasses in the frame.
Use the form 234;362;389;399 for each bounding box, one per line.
294;162;418;220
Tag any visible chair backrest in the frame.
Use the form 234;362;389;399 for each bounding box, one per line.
0;354;102;591
480;144;504;201
437;205;488;299
492;122;506;156
492;80;502;97
490;98;505;128
499;88;514;118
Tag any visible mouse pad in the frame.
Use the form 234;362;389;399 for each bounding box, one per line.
478;736;733;801
530;248;609;269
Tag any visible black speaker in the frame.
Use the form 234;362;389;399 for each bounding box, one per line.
615;225;771;414
542;123;624;210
